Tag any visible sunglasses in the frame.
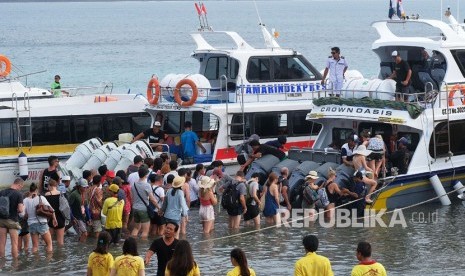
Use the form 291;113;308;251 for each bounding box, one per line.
331;52;337;54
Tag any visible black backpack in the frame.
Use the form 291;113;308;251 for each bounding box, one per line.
290;179;305;209
222;182;241;210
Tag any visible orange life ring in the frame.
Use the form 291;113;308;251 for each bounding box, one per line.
147;78;161;105
174;79;198;107
0;55;12;77
448;84;465;106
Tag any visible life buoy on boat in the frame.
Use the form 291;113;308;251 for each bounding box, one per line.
174;79;198;106
147;78;161;105
448;84;465;106
0;55;12;77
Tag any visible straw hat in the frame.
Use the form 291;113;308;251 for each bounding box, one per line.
198;176;215;189
353;145;372;156
305;171;319;180
172;176;186;188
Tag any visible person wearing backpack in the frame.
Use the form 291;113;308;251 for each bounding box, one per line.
149;174;165;236
244;173;261;228
219;171;247;229
302;171;320;212
0;178;25;258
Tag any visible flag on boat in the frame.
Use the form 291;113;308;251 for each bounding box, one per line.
396;0;405;19
388;0;395;19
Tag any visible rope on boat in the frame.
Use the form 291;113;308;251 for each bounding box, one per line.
193;180;464;245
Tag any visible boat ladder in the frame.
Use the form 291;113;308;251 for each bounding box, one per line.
12;92;32;150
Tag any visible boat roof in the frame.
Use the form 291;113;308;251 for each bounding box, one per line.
372;16;465;50
190;26;299;56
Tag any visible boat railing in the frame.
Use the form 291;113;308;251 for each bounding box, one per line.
60;82;114;97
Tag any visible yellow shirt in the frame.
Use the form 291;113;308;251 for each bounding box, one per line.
102;197;124;229
351;261;387;276
226;266;256;276
165;263;200;276
294;252;334;276
112;254;144;276
87;252;114;276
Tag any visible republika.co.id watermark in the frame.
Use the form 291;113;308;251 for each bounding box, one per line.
276;209;439;228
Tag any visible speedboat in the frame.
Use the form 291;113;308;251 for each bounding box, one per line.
302;10;465;210
0;56;150;188
141;3;371;169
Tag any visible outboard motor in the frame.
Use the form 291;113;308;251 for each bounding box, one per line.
65;138;103;169
245;155;280;185
82;142;119;171
114;140;154;172
270;159;300;176
288;161;320;207
104;144;130;171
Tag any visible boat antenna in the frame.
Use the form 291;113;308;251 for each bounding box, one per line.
253;0;280;48
253;0;263;26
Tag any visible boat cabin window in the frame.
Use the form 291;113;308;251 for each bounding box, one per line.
429;120;465;157
0;121;17;148
204;57;239;81
33;119;71;144
293;111;320;135
230;111;321;140
331;128;356;149
247;57;271;82
75;117;103;142
247;55;318;83
451;50;465;78
0;113;150;148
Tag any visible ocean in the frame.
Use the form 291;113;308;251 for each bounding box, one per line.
2;0;465;275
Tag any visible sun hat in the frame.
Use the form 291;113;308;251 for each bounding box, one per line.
76;178;88;188
62;175;71;181
305;171;319;180
172;176;186;188
353;145;372;156
199;176;215;189
109;184;119;193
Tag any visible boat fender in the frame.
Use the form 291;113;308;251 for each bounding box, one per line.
147;78;161;105
448;84;465;106
429;174;451;205
452;180;465;199
18;152;28;181
174;79;198;106
0;55;11;77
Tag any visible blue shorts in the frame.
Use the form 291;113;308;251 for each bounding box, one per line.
29;222;49;235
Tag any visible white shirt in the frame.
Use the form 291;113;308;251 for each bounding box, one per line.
127;171;140;187
188;178;199;202
163;170;179;186
325;56;348;83
24;195;52;225
151;185;165;211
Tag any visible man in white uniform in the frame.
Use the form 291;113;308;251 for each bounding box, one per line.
321;47;348;96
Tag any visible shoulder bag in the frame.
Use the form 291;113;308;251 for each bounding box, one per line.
134;183;156;219
36;195;55;219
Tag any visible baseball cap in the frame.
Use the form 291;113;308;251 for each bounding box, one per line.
76;178;88;188
391;50;398;57
154;121;161;127
106;170;116;178
62;175;71;181
398;137;409;146
109;184;119;193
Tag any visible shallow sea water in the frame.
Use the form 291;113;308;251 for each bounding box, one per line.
1;202;465;275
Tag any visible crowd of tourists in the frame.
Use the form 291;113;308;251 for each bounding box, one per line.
0;141;389;275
